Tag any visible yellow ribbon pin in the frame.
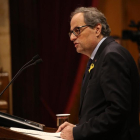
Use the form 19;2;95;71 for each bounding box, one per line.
88;63;94;73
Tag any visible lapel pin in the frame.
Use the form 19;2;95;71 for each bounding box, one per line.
88;63;94;73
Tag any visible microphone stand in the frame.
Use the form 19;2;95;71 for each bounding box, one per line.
0;57;42;97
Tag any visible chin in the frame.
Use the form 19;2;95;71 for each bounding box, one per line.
76;50;82;54
76;48;83;54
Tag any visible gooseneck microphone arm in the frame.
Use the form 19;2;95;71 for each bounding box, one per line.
16;54;40;73
0;57;43;97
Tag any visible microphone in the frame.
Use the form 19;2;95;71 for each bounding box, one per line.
17;54;40;73
0;57;43;97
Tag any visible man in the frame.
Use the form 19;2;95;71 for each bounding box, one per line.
57;7;139;140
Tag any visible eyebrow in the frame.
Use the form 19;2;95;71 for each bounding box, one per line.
70;26;79;31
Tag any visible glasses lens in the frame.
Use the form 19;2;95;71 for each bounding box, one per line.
69;25;89;37
73;27;80;36
69;31;72;37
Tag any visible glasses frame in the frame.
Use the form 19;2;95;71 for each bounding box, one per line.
69;25;91;37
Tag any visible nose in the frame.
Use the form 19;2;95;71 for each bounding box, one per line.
70;33;77;42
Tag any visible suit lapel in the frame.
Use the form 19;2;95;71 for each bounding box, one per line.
79;37;114;115
80;63;93;106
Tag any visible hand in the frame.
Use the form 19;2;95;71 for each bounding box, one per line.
61;125;74;140
56;122;75;132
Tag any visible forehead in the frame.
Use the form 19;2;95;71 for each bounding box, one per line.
70;13;85;30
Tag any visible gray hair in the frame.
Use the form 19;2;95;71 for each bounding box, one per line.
70;7;111;36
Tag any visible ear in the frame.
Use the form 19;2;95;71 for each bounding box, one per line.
95;24;102;37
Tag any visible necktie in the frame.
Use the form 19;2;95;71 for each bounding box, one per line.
82;59;92;85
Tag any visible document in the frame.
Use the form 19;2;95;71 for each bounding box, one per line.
10;127;64;140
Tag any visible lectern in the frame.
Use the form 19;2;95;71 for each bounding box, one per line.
0;112;57;139
0;127;41;140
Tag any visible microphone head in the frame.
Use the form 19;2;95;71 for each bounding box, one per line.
32;54;40;61
35;59;43;65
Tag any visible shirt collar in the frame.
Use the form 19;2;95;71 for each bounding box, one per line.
90;37;107;60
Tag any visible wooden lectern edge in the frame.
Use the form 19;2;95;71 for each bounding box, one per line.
0;126;41;140
43;126;57;132
0;126;57;140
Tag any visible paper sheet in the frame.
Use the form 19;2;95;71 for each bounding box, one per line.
10;127;64;140
27;134;64;140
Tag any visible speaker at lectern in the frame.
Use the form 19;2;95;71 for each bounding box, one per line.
0;111;45;131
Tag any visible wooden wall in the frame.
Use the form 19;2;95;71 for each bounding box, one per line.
97;0;140;70
0;0;12;114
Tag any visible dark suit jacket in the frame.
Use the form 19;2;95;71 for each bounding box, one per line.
73;37;139;140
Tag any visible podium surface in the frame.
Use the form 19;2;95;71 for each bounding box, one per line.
0;127;57;140
0;112;57;139
0;127;41;140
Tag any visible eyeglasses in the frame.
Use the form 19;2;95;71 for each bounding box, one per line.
69;25;91;37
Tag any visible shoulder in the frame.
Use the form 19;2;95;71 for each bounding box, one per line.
103;39;133;63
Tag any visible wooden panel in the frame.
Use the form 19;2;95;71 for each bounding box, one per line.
0;73;9;113
122;0;140;70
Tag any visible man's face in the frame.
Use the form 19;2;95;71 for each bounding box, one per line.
70;13;100;57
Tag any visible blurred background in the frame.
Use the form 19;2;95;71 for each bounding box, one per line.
0;0;140;128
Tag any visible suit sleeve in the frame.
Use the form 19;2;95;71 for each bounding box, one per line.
73;52;132;139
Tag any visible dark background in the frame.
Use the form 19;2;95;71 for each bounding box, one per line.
9;0;95;127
